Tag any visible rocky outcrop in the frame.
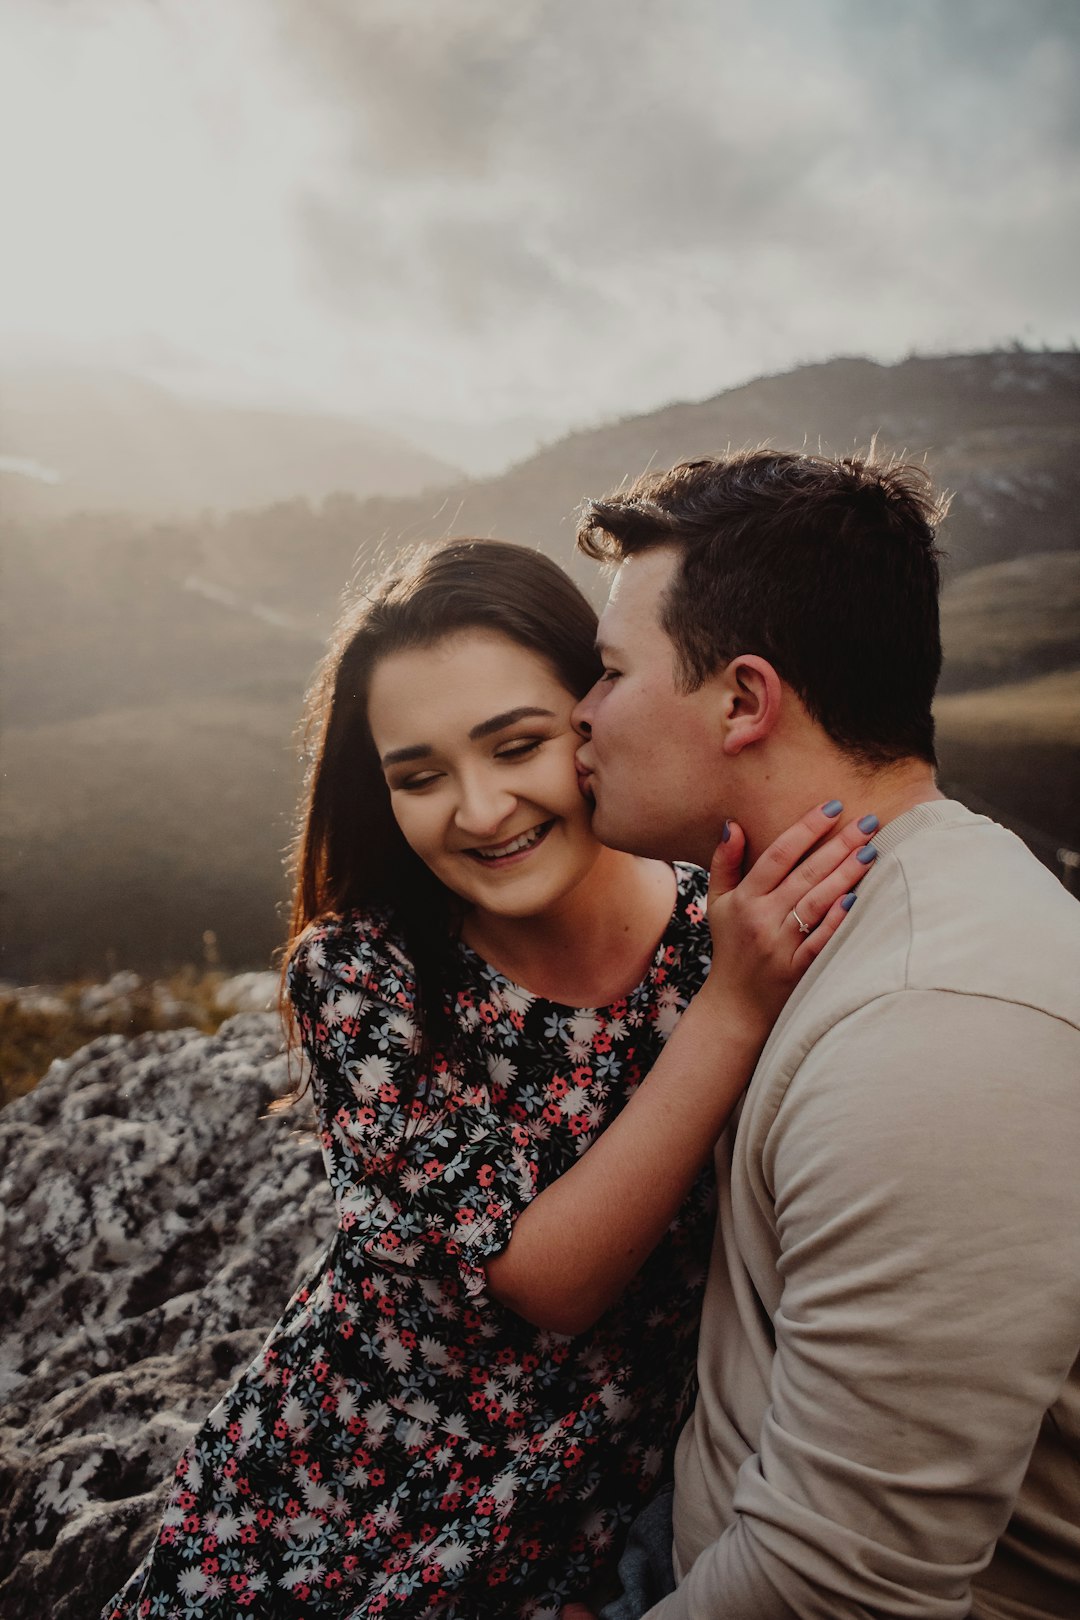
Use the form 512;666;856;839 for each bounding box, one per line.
0;1015;330;1619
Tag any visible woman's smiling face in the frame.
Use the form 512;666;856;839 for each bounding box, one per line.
367;630;599;921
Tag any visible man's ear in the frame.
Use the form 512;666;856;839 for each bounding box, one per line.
716;655;784;755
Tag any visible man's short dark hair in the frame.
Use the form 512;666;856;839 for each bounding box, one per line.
577;448;947;767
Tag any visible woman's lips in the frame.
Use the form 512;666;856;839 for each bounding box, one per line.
465;820;555;869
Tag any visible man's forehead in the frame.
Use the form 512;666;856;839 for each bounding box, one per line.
602;547;679;624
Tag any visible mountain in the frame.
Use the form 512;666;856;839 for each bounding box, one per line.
0;365;461;519
3;350;1078;982
272;347;1079;597
938;552;1080;693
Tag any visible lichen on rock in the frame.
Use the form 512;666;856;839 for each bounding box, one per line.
0;1014;329;1619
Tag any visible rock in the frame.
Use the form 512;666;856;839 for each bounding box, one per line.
0;984;70;1021
77;971;144;1026
0;1015;330;1618
213;970;280;1015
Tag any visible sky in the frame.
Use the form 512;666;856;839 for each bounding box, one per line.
2;0;1078;470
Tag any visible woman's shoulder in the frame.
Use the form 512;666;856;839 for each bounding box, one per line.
287;907;418;1011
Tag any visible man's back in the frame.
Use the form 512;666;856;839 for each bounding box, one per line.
671;801;1080;1619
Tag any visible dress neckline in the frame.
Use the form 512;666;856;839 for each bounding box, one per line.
453;861;703;1016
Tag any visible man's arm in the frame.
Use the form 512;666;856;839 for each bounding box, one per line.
648;991;1080;1619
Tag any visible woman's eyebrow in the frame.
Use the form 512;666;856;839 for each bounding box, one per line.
380;743;433;767
469;706;556;741
380;707;556;767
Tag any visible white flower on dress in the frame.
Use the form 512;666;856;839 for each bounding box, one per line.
336;1388;359;1425
281;1394;310;1435
363;1399;392;1432
387;1010;419;1048
485;1053;518;1088
348;1052;394;1097
380;1336;412;1372
655;1000;681;1036
568;1012;601;1045
326;989;367;1025
434;1539;472;1572
238;1401;261;1440
213;1510;240;1542
302;1478;335;1513
499;982;534;1017
404;1397;440;1424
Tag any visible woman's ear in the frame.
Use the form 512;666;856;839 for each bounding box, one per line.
717;655;784;756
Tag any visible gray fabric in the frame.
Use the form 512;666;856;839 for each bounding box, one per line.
599;1485;678;1620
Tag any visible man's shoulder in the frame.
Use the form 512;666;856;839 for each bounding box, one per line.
737;803;1080;1217
755;801;1080;1086
886;802;1080;1021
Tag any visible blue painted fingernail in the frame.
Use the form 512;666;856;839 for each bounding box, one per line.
822;800;843;817
857;814;879;834
856;843;878;864
720;819;731;843
840;892;857;911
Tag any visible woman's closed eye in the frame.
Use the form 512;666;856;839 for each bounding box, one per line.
392;769;443;793
494;737;544;762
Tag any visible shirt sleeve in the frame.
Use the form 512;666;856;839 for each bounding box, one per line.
648;990;1080;1619
286;917;539;1298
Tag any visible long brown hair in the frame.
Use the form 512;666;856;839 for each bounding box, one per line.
280;539;601;1092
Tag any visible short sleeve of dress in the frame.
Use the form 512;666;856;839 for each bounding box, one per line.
286;913;539;1298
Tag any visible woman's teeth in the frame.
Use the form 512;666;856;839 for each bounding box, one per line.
472;822;552;861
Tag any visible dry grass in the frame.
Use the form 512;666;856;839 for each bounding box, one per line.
935;667;1080;748
0;969;231;1108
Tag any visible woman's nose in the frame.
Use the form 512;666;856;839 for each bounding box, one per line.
453;775;516;838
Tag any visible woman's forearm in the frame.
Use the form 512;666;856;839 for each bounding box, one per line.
484;980;762;1333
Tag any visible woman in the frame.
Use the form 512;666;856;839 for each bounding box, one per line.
105;540;871;1620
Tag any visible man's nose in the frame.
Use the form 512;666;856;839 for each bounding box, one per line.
571;688;595;738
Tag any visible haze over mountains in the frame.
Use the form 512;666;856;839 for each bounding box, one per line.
0;365;460;520
3;349;1078;981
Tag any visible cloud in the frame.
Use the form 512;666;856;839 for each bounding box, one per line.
264;0;1080;422
3;0;1077;448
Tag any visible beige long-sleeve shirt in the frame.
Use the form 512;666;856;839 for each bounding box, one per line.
653;801;1080;1620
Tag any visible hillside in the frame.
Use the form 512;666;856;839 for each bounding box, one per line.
251;347;1078;602
0;365;460;519
3;350;1078;981
938;551;1080;693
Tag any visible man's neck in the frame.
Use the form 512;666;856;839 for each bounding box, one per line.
739;756;945;868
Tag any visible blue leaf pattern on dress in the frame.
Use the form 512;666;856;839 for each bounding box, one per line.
104;865;714;1620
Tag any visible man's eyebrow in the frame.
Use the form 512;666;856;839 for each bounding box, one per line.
380;743;433;768
469;706;556;741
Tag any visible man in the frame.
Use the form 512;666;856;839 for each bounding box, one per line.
570;450;1080;1618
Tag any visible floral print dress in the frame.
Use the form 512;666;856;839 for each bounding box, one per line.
105;864;714;1620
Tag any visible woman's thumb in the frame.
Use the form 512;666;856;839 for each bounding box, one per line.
708;820;746;900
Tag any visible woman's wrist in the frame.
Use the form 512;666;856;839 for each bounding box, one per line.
690;970;773;1052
